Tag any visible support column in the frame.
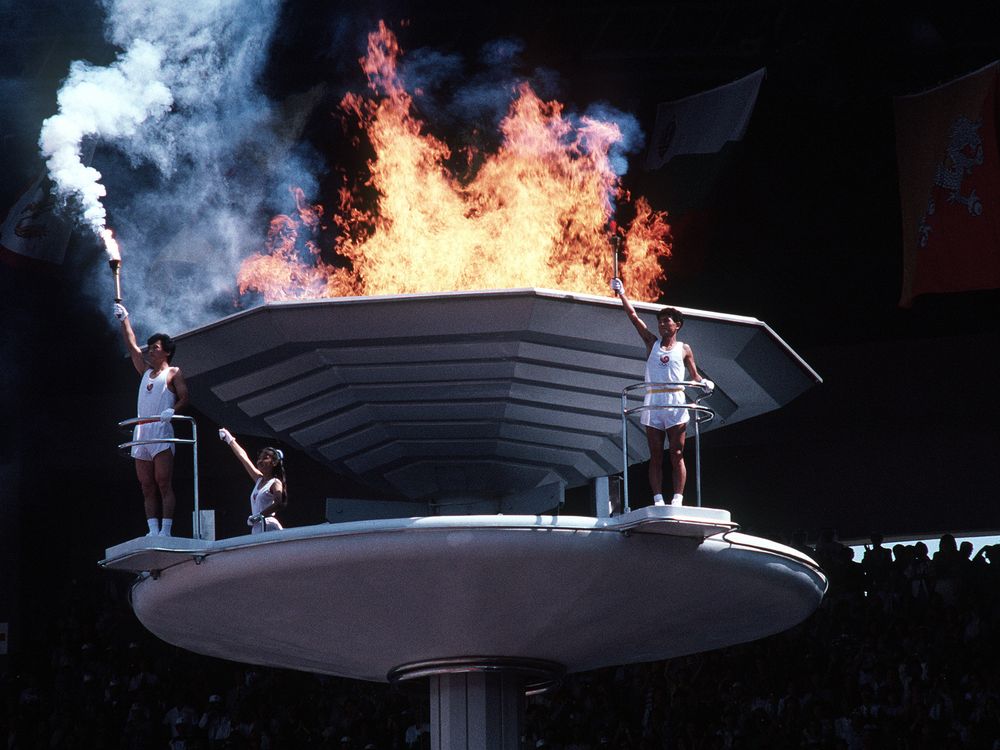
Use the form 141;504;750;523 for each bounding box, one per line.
430;671;522;750
593;476;610;518
389;658;563;750
592;475;622;517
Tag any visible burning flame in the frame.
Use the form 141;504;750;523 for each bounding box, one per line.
238;22;671;302
101;227;121;261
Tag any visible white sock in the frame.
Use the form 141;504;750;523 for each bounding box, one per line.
146;518;159;535
159;519;173;536
653;494;665;506
671;494;683;506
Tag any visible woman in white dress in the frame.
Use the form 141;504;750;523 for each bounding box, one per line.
217;428;288;533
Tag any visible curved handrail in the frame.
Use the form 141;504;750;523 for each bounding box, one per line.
118;415;201;539
620;381;716;513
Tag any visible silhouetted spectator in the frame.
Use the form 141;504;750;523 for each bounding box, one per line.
861;532;893;595
905;541;933;600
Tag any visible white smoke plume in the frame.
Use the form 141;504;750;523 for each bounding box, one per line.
39;39;172;249
39;0;317;333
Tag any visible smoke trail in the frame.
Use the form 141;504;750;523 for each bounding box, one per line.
400;37;561;135
39;39;172;252
580;102;645;177
39;0;315;333
400;36;643;174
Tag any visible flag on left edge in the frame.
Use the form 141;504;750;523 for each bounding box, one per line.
0;173;72;269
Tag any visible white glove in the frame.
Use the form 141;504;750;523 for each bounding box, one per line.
113;303;129;321
247;513;264;527
700;379;715;393
218;428;235;445
159;408;175;423
610;278;623;294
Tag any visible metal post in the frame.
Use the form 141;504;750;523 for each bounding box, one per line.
190;418;200;540
621;390;630;513
693;413;702;508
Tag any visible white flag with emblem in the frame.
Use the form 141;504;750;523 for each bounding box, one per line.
0;173;72;266
645;69;766;171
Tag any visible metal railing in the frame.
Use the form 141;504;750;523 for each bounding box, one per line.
620;381;715;513
118;415;202;539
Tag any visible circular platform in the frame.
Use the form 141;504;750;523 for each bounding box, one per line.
123;513;826;682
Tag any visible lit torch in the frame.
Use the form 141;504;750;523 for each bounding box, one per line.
101;228;123;303
609;220;621;280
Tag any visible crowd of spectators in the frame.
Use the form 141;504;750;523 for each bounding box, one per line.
2;532;998;749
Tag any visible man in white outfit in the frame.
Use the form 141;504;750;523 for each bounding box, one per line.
114;303;189;536
611;278;713;506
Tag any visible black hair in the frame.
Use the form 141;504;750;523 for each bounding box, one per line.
147;333;176;363
656;307;684;326
259;447;289;508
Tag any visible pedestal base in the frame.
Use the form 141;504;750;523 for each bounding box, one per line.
390;658;564;750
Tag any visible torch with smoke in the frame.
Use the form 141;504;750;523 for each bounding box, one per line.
104;229;123;302
38;39;172;304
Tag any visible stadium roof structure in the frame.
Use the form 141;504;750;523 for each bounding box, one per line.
175;288;820;502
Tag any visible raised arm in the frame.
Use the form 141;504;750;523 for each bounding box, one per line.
611;279;657;354
114;303;147;375
218;428;263;481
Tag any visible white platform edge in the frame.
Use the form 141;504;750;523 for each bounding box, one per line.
99;507;788;576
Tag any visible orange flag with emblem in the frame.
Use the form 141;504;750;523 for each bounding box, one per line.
895;62;1000;306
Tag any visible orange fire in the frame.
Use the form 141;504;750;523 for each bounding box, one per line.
238;21;671;302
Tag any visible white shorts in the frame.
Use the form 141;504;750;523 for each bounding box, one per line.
132;442;175;461
640;407;690;431
640;393;691;431
132;422;175;461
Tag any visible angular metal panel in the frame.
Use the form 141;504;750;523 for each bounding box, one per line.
174;289;820;499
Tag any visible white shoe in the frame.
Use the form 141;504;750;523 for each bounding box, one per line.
653;499;666;506
157;528;172;537
145;530;158;537
670;494;683;506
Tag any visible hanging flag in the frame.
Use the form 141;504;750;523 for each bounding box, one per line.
637;69;765;281
645;68;766;172
0;173;73;269
895;61;1000;306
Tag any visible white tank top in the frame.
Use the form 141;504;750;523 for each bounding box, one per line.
250;477;280;515
137;368;176;416
644;339;686;398
135;368;176;440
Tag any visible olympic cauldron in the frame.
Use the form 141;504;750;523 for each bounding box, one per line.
104;289;825;750
172;288;819;509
